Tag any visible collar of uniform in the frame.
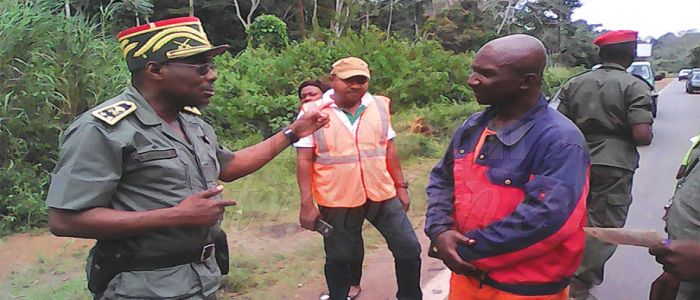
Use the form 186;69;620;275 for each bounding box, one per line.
493;95;547;146
466;95;546;146
125;86;163;126
180;110;202;126
321;89;375;110
599;63;626;71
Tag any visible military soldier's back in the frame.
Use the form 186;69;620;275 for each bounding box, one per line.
557;63;653;171
555;30;654;300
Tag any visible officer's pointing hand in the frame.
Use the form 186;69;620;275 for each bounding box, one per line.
290;102;333;138
175;185;237;227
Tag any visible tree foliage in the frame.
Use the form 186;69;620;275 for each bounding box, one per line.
247;14;290;49
651;31;700;72
0;0;127;234
209;27;474;138
422;1;497;52
689;46;700;69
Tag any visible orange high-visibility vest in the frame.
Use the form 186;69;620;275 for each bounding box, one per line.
302;96;396;208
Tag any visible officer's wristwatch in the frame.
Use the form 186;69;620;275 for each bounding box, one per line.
283;126;300;144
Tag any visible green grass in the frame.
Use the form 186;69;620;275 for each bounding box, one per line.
221;147;300;231
222;241;326;298
3;247;90;299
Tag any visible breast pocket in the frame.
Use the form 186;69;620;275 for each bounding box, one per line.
197;134;221;190
486;167;530;190
128;147;191;192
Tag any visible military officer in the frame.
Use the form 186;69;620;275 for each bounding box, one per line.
648;136;700;300
45;17;329;299
555;30;654;300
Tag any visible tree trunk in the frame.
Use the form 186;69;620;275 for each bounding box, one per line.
364;4;369;29
232;0;250;29
312;0;320;34
64;0;70;18
413;0;419;40
496;0;514;35
297;0;307;38
189;0;194;16
246;0;260;26
387;0;393;36
332;0;344;37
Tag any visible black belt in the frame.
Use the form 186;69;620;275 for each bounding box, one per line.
95;243;215;273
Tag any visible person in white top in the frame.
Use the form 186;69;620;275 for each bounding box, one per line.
294;57;421;300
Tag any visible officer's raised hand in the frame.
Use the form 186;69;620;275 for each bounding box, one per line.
289;102;333;138
174;185;237;227
434;230;478;275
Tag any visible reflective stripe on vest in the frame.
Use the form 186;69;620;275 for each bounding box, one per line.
314;148;387;165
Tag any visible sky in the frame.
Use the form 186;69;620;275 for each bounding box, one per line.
572;0;700;38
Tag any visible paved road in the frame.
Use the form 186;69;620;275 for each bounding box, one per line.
592;80;700;299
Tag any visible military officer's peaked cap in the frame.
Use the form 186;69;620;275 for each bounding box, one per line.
117;17;229;71
593;30;638;47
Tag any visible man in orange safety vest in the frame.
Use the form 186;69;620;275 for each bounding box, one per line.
295;57;422;300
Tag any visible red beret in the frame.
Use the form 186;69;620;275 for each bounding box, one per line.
593;30;638;46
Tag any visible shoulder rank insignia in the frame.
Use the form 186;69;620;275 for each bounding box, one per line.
91;101;137;125
183;106;201;115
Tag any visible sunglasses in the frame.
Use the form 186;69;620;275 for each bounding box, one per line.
342;76;368;85
167;62;216;75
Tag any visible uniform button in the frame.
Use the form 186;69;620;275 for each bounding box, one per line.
504;179;512;185
478;154;486;160
115;253;122;258
459;149;465;154
432;246;439;253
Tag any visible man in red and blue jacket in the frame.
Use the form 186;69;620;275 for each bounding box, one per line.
425;34;591;300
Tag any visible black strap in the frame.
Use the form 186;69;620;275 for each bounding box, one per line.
97;245;213;273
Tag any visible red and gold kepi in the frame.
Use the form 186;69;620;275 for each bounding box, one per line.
593;30;638;47
117;17;229;71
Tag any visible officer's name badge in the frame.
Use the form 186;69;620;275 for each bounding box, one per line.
91;101;137;125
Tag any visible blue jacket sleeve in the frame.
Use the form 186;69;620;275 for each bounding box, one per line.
425;135;457;242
